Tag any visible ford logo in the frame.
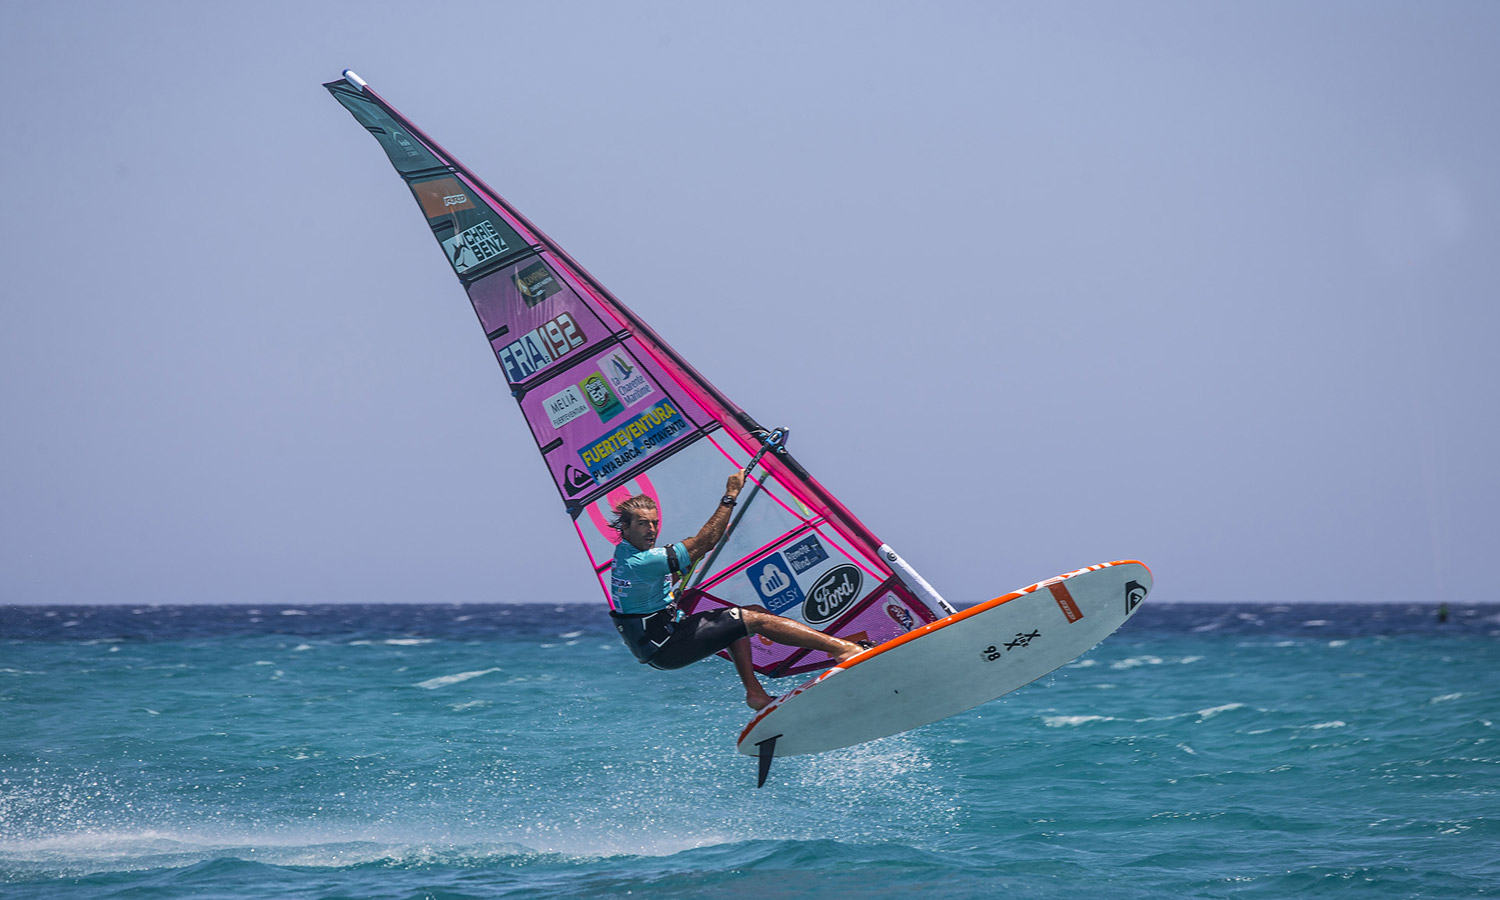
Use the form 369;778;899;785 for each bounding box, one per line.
803;564;863;624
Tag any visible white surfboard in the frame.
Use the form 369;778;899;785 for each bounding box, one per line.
738;560;1151;784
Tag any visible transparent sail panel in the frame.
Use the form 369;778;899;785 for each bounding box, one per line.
572;437;742;580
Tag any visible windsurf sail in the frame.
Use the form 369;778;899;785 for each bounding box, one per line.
326;71;952;677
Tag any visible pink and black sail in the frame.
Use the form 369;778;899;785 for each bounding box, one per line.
326;71;948;677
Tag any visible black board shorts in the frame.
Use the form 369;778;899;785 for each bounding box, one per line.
648;607;749;670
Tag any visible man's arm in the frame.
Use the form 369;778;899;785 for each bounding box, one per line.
680;472;746;562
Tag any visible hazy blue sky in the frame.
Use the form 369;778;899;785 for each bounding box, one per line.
2;1;1495;607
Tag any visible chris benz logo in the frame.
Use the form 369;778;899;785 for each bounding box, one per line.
803;564;863;624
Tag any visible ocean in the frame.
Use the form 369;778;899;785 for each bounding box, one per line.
2;601;1496;899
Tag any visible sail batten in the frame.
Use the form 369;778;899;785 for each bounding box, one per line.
327;74;945;675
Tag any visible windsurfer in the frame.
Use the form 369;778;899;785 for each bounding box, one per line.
608;472;865;711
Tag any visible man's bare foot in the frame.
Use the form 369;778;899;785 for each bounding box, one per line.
832;640;873;664
747;690;776;711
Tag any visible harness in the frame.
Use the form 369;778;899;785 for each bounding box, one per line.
609;605;678;664
610;542;686;664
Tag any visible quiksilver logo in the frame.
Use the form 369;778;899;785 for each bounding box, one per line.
562;464;594;496
804;564;862;624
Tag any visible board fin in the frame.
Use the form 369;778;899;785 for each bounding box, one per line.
755;734;781;788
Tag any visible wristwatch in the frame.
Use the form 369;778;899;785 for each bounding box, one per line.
720;494;737;507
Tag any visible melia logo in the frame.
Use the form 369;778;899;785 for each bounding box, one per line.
804;565;863;624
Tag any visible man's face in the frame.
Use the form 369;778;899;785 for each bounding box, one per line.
621;509;660;551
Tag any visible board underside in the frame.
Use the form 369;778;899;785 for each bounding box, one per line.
738;561;1151;757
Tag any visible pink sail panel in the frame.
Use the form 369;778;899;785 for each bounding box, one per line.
688;582;935;678
325;72;946;674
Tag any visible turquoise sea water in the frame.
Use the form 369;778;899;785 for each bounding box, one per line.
2;603;1496;899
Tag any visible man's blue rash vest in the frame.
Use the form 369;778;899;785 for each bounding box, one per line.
609;541;691;664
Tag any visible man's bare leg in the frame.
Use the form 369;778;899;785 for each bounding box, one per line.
742;607;864;663
729;635;775;711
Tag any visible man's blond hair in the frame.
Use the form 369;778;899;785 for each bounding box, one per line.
609;495;658;534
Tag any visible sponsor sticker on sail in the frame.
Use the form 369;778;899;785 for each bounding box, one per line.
747;553;806;615
599;351;654;407
885;598;917;631
804;564;863;624
577;401;690;483
561;464;595;497
543;384;590;429
495;312;586;383
514;261;562;308
579;372;624;422
442;220;509;274
411;177;477;218
783;535;829;575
